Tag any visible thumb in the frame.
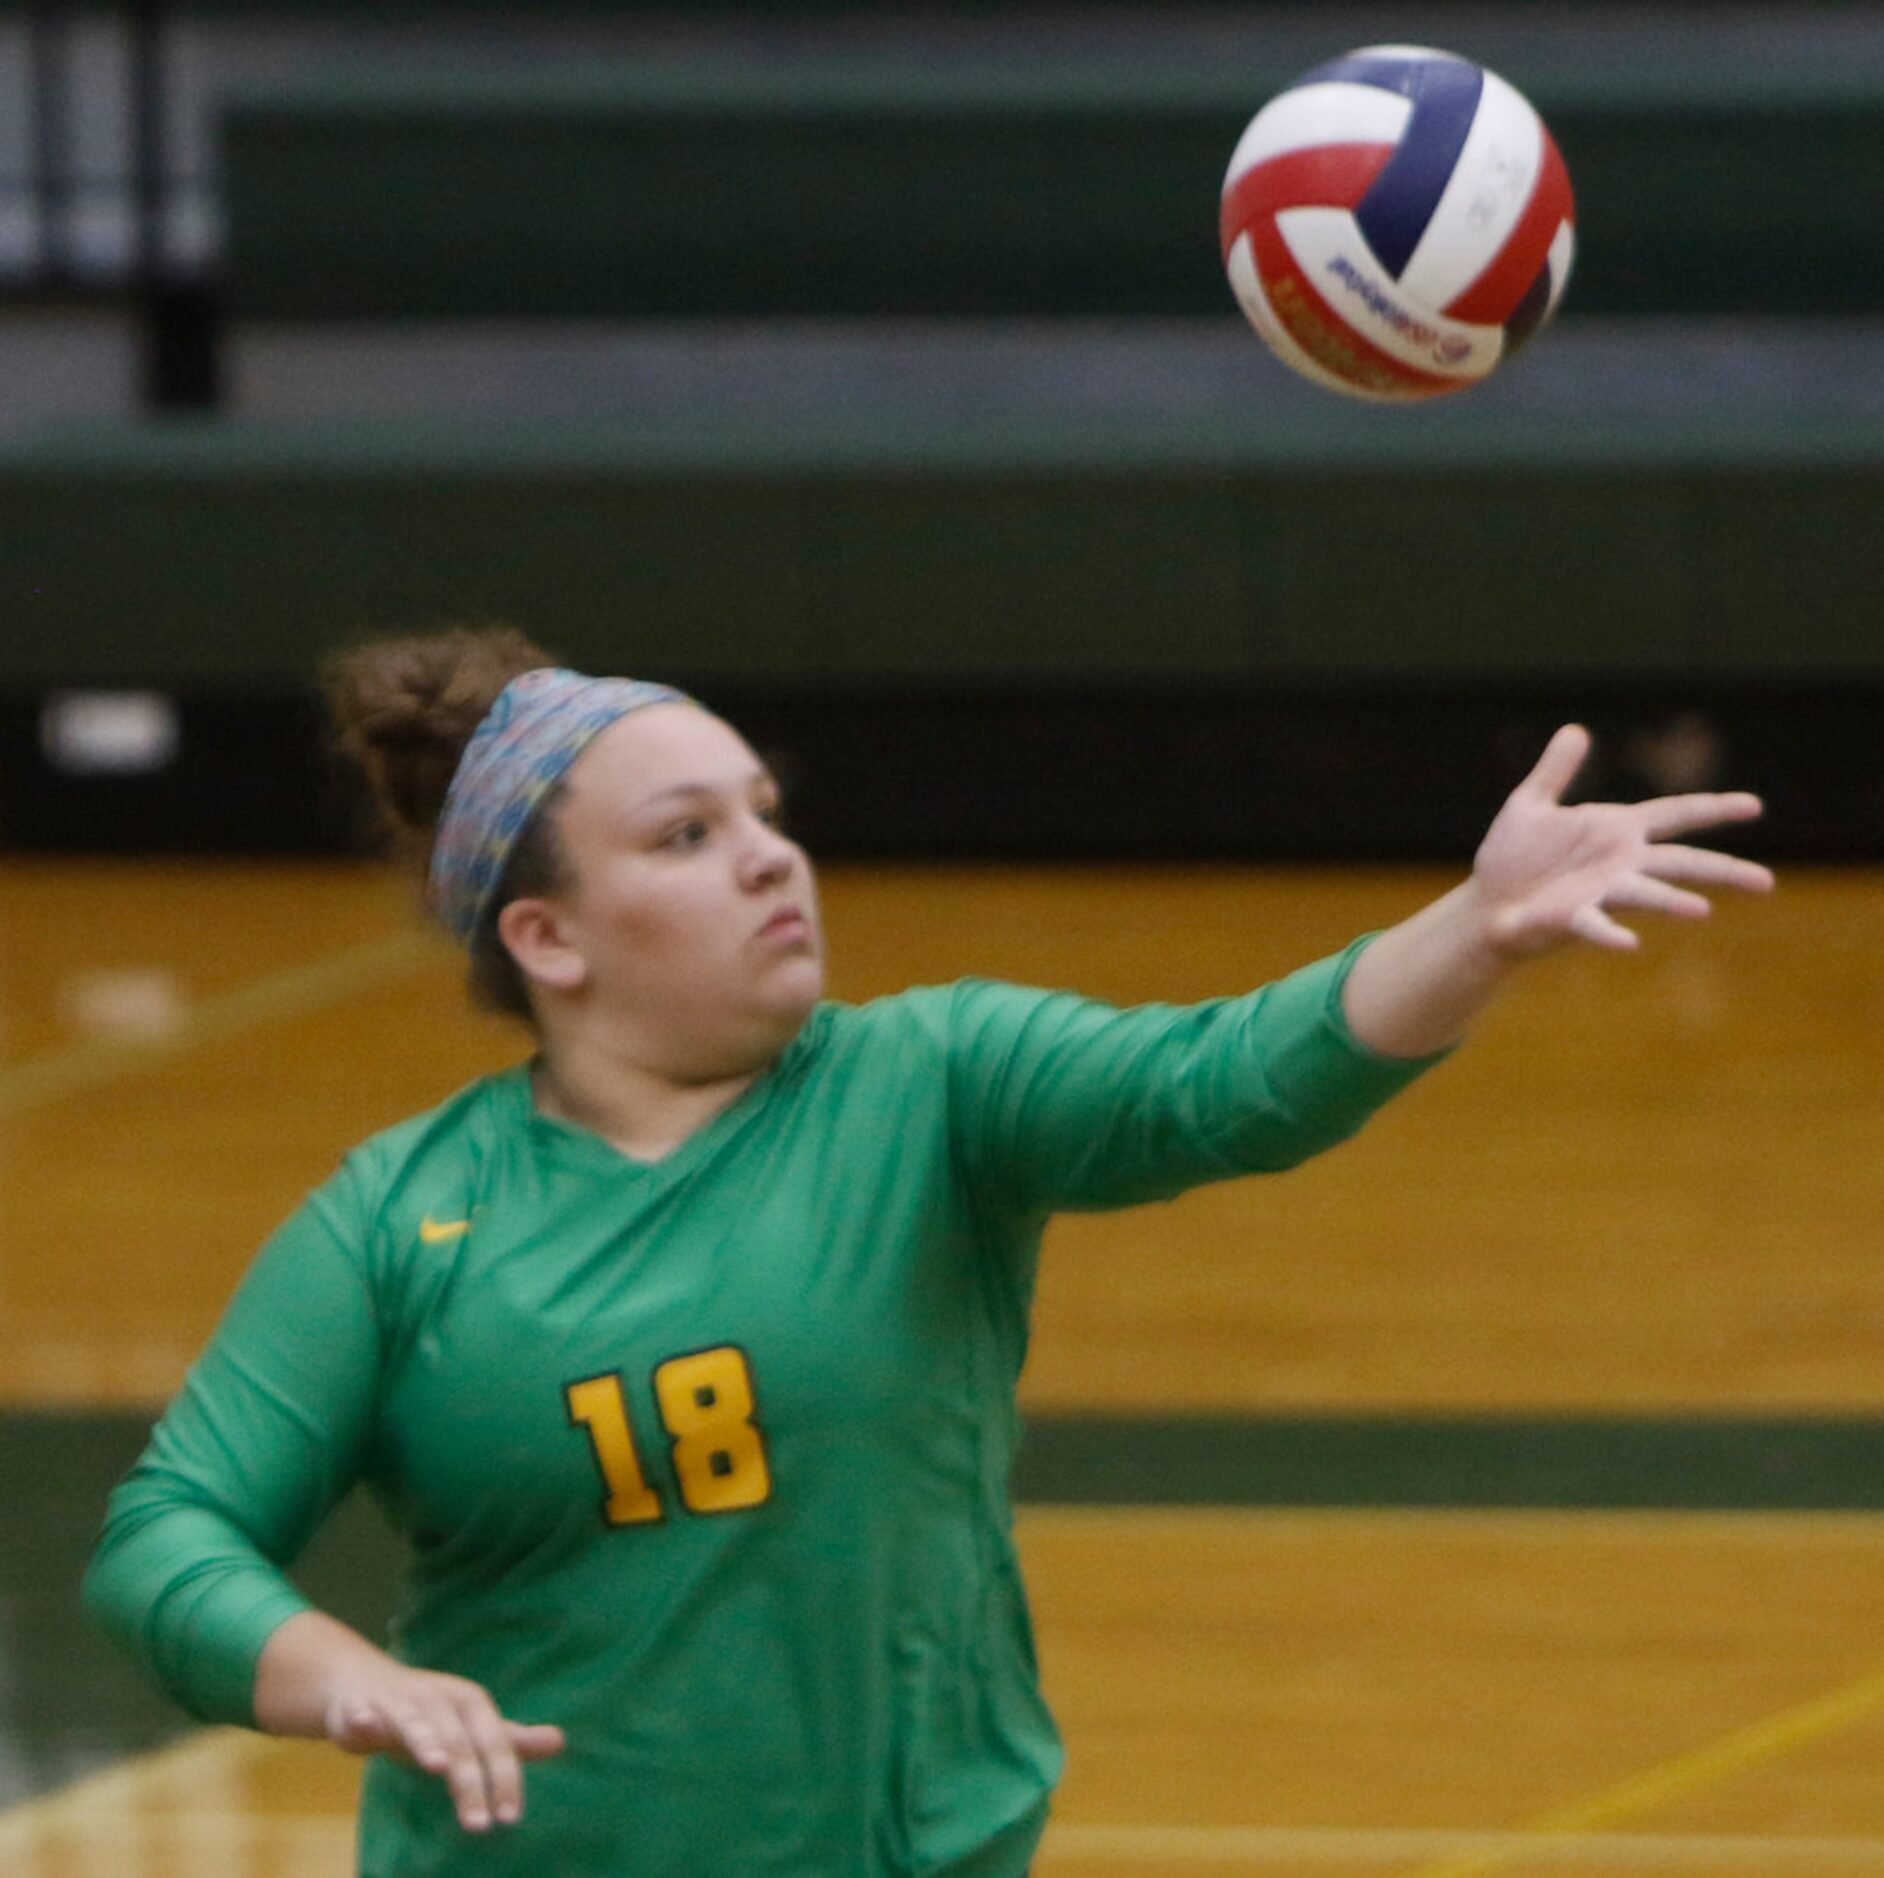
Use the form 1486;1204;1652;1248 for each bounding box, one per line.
1515;723;1592;806
508;1722;567;1761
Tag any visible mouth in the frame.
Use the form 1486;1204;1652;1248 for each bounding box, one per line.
757;906;814;945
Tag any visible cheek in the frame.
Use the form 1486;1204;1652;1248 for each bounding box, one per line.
575;867;678;956
588;873;740;976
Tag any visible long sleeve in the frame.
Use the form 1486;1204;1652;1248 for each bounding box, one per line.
943;937;1449;1215
82;1169;386;1725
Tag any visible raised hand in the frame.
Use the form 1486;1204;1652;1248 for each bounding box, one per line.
1470;724;1774;959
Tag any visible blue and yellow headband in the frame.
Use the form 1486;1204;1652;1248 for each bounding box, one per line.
429;667;691;945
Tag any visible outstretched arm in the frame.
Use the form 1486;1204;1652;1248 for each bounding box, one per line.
1342;724;1775;1059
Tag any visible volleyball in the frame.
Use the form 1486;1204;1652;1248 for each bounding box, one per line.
1220;45;1576;401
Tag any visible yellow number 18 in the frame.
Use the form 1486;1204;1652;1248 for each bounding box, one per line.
565;1345;773;1526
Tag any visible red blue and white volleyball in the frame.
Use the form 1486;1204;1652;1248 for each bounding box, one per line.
1221;46;1576;401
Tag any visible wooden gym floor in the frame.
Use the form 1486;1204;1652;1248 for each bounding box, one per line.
1;858;1881;1874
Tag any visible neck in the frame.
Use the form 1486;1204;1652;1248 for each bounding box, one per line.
529;1029;772;1164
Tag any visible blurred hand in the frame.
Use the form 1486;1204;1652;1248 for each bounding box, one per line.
321;1658;565;1833
1470;724;1774;958
251;1608;567;1837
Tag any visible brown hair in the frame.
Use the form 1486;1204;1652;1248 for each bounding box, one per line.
322;625;569;1021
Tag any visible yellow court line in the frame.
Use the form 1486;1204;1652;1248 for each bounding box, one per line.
1052;1823;1884;1869
0;929;441;1117
1399;1660;1884;1878
9;1783;1884;1875
7;1728;1884;1874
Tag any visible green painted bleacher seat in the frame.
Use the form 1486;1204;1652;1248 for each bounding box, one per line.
220;46;1884;319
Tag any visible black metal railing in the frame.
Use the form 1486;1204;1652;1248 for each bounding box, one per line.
10;1;219;404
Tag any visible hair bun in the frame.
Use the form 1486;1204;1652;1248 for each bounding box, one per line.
323;624;554;848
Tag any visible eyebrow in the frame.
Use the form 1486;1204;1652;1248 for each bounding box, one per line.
630;771;778;814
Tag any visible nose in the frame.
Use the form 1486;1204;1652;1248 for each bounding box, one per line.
738;815;799;892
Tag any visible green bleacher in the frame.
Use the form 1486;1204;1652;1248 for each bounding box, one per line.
5;11;1880;708
221;52;1884;318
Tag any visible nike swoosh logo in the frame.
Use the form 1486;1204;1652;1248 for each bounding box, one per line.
419;1215;474;1245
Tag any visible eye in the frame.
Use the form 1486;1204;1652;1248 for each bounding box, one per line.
757;798;787;831
660;819;710;850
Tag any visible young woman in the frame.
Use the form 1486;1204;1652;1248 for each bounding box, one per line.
85;627;1773;1876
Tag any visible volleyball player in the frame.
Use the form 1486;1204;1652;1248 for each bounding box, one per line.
84;627;1773;1876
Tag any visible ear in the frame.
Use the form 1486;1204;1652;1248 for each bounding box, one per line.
496;896;590;994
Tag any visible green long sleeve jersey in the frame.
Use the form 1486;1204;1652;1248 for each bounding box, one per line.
85;949;1441;1877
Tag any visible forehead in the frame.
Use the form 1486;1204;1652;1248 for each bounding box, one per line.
563;704;761;808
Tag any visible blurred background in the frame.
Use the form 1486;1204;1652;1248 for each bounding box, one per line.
2;3;1882;1873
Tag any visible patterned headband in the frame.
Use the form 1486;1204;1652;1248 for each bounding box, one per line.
428;667;691;945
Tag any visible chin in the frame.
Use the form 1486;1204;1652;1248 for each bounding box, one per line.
770;956;826;1020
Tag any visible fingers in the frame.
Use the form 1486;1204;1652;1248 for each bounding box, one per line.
331;1684;556;1834
432;1692;537;1832
1604;875;1713;922
422;1702;495;1832
1558;859;1764;952
399;1706;494;1830
1640;790;1765;840
1568;901;1639;950
465;1700;527;1830
1515;730;1767;842
1517;723;1593;805
512;1722;568;1761
1640;843;1776;895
